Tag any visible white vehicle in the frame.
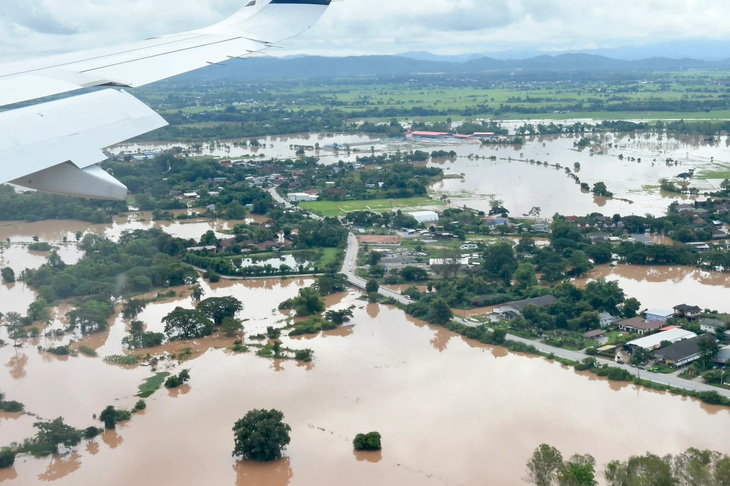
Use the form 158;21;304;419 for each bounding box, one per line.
0;0;334;200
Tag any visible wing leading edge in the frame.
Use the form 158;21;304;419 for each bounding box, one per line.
0;0;334;200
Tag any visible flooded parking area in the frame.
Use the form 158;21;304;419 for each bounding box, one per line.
2;292;730;485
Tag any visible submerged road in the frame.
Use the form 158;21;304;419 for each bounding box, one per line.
269;191;730;399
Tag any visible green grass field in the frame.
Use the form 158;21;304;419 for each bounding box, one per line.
299;197;446;217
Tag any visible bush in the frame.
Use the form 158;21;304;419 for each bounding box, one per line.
353;431;382;451
83;426;103;439
294;349;313;362
132;400;146;412
78;345;97;357
0;449;16;469
0;400;24;413
47;346;71;356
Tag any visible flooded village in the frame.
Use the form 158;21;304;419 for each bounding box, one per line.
2;122;730;485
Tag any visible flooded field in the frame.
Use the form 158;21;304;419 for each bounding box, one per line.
2;290;730;485
0;211;267;246
110;130;730;217
110;133;380;166
575;265;730;313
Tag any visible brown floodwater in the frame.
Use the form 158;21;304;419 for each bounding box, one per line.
2;290;730;486
575;264;730;313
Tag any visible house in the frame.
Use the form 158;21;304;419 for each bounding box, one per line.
715;345;730;364
583;329;607;340
408;211;439;224
599;312;619;328
586;232;610;242
687;242;711;252
700;318;727;333
630;234;653;245
494;295;557;320
627;328;697;351
618;317;663;335
645;309;674;323
287;192;318;203
673;304;702;321
654;336;702;367
484;216;509;227
532;220;551;233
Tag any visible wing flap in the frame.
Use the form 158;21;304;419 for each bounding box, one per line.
0;89;167;197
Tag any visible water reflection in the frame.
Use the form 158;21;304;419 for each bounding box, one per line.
168;385;191;398
102;430;124;449
353;450;382;463
6;353;28;380
234;458;293;486
37;453;81;482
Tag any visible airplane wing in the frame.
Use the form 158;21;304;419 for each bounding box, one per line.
0;0;334;200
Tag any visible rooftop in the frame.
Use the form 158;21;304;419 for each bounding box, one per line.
645;309;674;317
620;317;663;331
628;329;697;350
501;295;557;313
654;336;702;362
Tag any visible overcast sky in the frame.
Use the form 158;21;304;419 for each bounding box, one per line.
2;0;730;60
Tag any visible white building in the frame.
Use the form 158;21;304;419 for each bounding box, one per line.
287;192;318;203
645;309;674;323
627;329;697;351
408;210;439;224
599;312;619;328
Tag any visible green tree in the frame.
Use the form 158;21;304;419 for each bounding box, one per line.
100;405;118;430
353;432;382;451
325;308;354;326
122;299;148;320
0;449;16;469
190;284;205;302
1;267;15;283
428;298;453;325
559;454;598;486
289;288;326;316
313;273;347;295
526;444;564;486
583;280;625;314
514;263;538;291
32;417;82;455
232;409;291;462
698;335;720;370
365;279;379;293
197;296;244;325
605;453;674;486
623;297;641;318
368;251;382;266
162;307;214;340
221;317;244;337
484;243;518;286
27;298;51;323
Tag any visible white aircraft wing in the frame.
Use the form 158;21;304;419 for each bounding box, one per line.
0;0;333;199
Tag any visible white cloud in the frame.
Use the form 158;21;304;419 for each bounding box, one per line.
1;0;730;59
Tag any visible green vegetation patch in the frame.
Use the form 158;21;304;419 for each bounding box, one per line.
136;372;171;398
299;197;445;218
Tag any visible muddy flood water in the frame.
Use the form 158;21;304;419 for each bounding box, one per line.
574;265;730;313
2;281;730;485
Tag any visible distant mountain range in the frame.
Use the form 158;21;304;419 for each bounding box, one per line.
178;53;730;81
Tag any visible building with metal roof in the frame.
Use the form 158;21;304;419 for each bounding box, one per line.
627;328;697;351
654;336;704;367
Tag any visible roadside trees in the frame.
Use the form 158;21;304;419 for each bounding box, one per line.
233;409;291;462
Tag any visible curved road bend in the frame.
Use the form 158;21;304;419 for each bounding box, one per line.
267;190;730;398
